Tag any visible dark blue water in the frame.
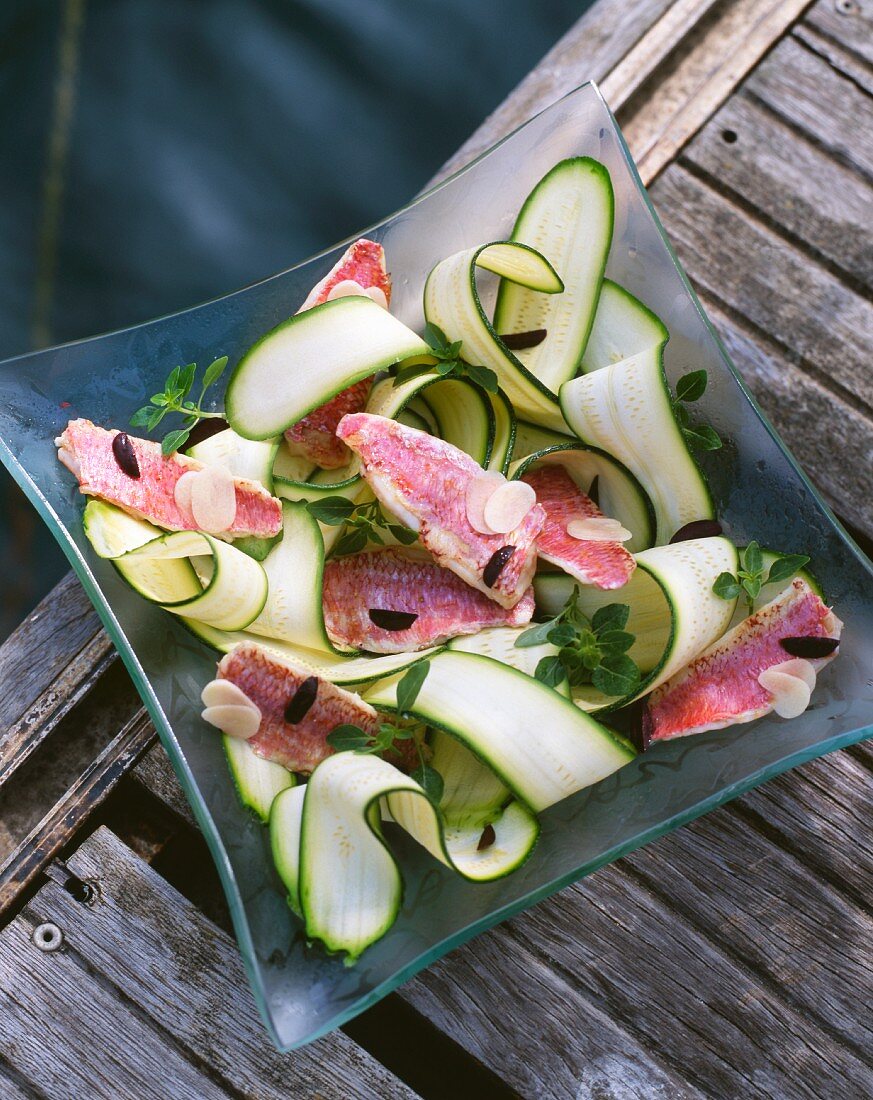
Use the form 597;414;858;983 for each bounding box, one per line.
0;0;585;635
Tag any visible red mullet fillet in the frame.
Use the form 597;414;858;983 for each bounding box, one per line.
56;418;282;538
336;413;545;609
644;579;842;742
323;547;535;653
284;238;392;469
521;465;635;590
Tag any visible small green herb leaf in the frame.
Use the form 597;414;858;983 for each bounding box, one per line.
305;497;357;525
396;661;429;715
327;724;371;752
675;370;708;403
388;525;419;545
465;364;499;393
742;541;763;576
161;428;191;456
591;603;630;633
682;423;723;451
412;764;444;804
201;355;228;391
742;575;762;602
423;322;449;352
592;653;641;697
393;362;435;388
713;571;742;601
597;629;635;654
546;622;577;648
514;618;559;648
129;407;153;428
534;655;567;688
766;553;810;586
332;528;369;556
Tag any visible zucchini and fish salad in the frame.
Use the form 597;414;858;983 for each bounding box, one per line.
56;158;842;961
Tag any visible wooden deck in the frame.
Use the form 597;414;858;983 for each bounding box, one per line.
1;1;871;1096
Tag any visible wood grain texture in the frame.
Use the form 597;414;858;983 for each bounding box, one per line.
649;165;873;408
14;827;416;1100
0;711;154;915
131;743;199;830
684;93;872;285
745;35;873;179
402;790;873;1099
0;573;114;788
701;296;873;536
620;0;815;180
805;0;873;66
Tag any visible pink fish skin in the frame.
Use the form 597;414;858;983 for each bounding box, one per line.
521;465;635;590
645;579;842;742
337;413;545;609
56;418;281;538
284;238;392;469
218;641;411;774
323;547;535;653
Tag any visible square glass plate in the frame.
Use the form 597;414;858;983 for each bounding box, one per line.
1;82;870;1051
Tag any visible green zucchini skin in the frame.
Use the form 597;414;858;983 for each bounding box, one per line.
225;736;295;823
225;296;429;440
494;157;615;392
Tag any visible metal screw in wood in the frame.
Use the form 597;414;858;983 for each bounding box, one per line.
32;922;63;952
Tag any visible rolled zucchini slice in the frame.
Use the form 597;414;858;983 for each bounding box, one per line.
224;736;295;824
277;751;539;960
365;650;634;813
580;279;669;373
560;346;715;545
225;296;429;439
83;501;268;631
534;537;739;713
510;443;656;554
424;241;572;431
186;428;279;492
493;157;615;392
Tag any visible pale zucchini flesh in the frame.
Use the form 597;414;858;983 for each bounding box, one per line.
494;157;615;392
365;650;634;813
580;279;668;373
226;296;429;439
186;428;279;491
225;736;295;823
560;347;714;545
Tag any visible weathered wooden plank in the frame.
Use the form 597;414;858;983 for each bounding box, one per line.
620;0;815;181
0;711;154;915
0;573;114;789
619;773;873;1051
430;0;678;185
22;827;416;1099
699;295;873;537
650;164;873;408
745;36;873;179
404;841;873;1098
0;914;231;1100
804;0;873;67
0;1062;37;1100
735;746;873;909
131;743;199;830
684;93;872;285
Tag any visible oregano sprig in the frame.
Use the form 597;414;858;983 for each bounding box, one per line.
393;322;498;393
712;541;810;612
325;662;443;800
305;496;418;555
515;586;641;698
672;369;722;452
130;356;228;455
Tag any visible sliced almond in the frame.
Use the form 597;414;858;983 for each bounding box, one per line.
482;480;537;534
202;703;261;739
465;471;506;534
201;678;259;710
173;469;200;523
190;464;237;533
566;516;633;543
766;658;817;691
364;285;388;310
326;279;367;301
758;666;812;719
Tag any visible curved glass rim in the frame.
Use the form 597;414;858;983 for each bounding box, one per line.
0;78;869;1051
